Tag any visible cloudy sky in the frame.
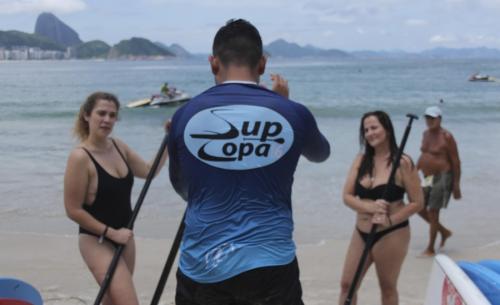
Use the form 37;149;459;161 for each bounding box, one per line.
0;0;499;53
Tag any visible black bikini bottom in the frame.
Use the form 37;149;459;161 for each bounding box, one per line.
356;220;409;247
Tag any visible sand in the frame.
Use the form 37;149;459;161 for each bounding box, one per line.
2;230;499;305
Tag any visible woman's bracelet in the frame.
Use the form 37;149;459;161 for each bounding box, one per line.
98;226;109;244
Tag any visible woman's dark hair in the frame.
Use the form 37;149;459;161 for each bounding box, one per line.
74;92;120;141
356;110;398;180
212;19;263;68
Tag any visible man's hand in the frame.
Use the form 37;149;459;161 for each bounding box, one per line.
164;119;172;133
271;73;289;98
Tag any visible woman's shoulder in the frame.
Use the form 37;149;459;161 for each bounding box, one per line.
110;137;130;151
69;145;87;157
350;153;364;168
399;154;415;172
67;146;90;167
354;153;364;163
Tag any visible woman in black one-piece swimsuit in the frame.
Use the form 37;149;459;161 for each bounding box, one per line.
338;111;424;305
64;92;168;305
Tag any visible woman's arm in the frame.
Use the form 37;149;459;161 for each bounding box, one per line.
389;155;424;224
64;149;107;236
343;154;385;214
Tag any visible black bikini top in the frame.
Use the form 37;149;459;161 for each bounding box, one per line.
354;181;405;202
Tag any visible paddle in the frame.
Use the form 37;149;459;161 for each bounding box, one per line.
343;114;418;305
150;212;186;305
93;133;169;305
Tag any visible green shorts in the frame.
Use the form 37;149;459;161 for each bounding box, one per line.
423;172;453;210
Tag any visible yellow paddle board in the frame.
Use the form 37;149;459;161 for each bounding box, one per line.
127;98;152;108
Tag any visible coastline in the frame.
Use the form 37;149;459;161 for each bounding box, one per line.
1;59;500;305
2;231;499;305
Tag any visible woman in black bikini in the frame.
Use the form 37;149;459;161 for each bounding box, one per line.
338;111;423;305
64;92;168;305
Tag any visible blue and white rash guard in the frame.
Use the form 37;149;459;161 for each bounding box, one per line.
168;82;330;283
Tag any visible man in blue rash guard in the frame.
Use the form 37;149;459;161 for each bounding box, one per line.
168;19;331;305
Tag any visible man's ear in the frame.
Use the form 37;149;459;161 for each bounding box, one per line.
209;55;219;75
257;56;266;75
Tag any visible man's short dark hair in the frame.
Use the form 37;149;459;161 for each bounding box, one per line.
212;19;263;68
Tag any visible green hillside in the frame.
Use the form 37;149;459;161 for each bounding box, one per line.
74;40;110;58
0;30;65;51
109;37;174;58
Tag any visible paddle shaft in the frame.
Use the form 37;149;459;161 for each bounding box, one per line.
150;212;186;305
93;133;169;305
343;114;418;305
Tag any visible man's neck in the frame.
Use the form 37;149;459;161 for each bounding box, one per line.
217;66;259;84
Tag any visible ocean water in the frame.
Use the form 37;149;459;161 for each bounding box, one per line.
1;58;499;252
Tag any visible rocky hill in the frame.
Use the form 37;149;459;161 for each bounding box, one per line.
155;41;192;57
34;12;82;47
167;43;192;57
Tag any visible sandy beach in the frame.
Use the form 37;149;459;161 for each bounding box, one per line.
2;228;499;305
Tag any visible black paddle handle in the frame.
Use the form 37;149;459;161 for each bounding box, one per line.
150;212;186;305
343;114;418;305
93;133;169;305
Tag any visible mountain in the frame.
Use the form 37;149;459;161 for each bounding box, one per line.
154;41;193;58
350;50;418;59
265;39;351;59
34;12;82;47
0;30;64;51
154;42;192;58
419;47;500;59
108;37;175;59
73;40;110;59
168;43;192;57
350;47;500;59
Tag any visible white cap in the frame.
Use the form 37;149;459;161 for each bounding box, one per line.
425;106;442;118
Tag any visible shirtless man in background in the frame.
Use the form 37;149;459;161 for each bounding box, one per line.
417;106;461;256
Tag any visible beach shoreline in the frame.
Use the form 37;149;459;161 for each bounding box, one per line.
2;230;499;305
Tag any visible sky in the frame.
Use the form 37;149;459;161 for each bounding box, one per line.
1;0;500;53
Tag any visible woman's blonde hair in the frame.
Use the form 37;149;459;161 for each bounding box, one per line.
74;92;120;141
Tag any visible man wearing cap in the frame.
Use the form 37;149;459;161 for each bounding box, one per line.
417;106;462;256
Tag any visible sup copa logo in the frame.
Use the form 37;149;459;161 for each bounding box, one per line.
184;105;294;170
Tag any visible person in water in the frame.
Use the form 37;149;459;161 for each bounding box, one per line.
64;92;168;305
417;106;461;256
339;111;423;305
167;19;330;305
161;82;170;96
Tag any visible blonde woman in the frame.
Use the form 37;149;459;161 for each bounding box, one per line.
64;92;168;305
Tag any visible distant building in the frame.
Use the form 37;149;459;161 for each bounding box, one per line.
10;47;29;60
0;46;66;60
